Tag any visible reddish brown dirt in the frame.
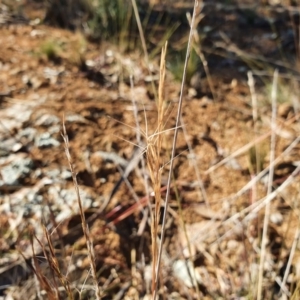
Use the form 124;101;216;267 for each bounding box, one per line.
1;1;300;299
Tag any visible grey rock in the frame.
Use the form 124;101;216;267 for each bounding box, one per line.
35;132;60;148
46;168;72;181
1;157;33;185
61;169;72;179
48;186;94;222
66;114;88;124
0;138;22;156
35;114;60;126
172;259;202;288
17;127;37;143
95;151;127;167
48;125;61;134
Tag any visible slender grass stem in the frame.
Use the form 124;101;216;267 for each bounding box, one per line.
153;1;200;299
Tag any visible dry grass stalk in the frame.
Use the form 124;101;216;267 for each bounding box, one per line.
152;1;201;299
214;158;300;248
247;163;300;222
283;226;300;296
178;8;208;207
186;9;216;102
228;135;300;203
247;71;259;204
148;42;167;296
24;236;59;300
37;226;73;299
130;0;148;67
180;117;208;205
257;69;278;300
206;131;300;261
62;121;102;300
108;132;300;239
205;108;299;175
129;75;150;236
131;0;157;100
292;282;300;300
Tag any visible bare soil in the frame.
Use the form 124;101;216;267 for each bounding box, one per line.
1;1;300;299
